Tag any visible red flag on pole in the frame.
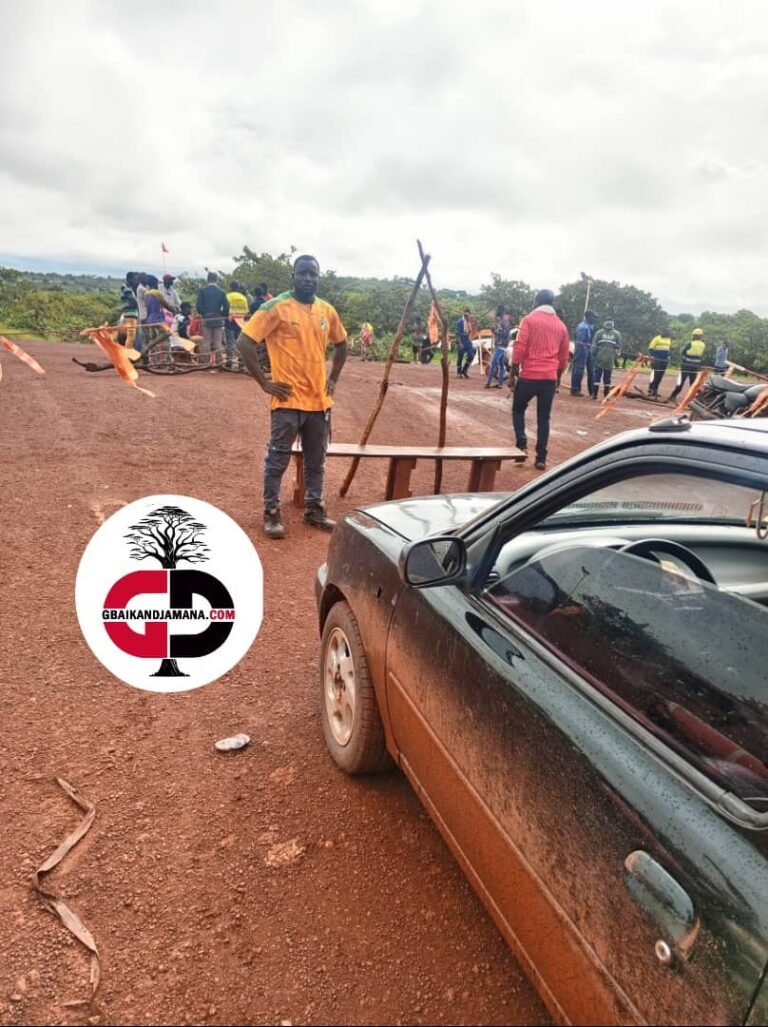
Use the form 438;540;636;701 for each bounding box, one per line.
161;242;169;253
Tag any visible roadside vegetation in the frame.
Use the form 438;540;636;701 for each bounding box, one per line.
2;251;767;371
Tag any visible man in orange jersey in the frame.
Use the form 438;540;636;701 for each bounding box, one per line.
237;255;348;540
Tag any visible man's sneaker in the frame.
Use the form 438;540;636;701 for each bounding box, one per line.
535;460;547;471
304;505;335;532
264;509;285;540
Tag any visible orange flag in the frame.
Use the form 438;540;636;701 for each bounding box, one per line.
0;336;46;375
80;326;155;397
595;357;644;420
427;302;440;344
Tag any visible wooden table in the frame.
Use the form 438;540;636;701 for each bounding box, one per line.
291;442;527;507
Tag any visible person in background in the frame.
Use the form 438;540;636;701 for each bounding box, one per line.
196;272;230;368
590;320;622;398
646;328;672;398
118;271;140;350
455;309;476;378
188;309;204;341
359;322;374;361
142;274;175;362
160;274;182;312
420;336;436;363
570;309;597;396
486;305;512;388
260;281;273;302
249;284;266;315
172;301;193;340
169;301;200;363
410;321;425;362
508;289;570;471
505;326;519;374
714;339;730;374
135;272;149;350
236;255;348;540
226;280;250;368
669;327;707;401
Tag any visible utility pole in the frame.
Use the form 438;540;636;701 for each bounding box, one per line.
580;271;593;315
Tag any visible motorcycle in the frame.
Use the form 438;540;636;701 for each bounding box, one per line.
689;374;768;420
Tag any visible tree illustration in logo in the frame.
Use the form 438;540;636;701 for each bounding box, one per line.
124;506;210;677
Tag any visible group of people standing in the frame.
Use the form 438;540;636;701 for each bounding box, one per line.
572;312;727;402
570;312;623;399
646;327;728;401
455;306;516;386
118;270;273;368
112;260;731;542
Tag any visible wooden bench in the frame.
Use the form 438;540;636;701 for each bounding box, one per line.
291;442;527;507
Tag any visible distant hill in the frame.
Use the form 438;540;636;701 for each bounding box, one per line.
5;269;124;294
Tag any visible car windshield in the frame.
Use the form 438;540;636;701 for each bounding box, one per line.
541;474;764;528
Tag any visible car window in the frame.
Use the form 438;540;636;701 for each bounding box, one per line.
540;473;760;529
485;545;768;811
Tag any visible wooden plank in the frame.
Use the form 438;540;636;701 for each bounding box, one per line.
291;443;524;507
468;458;502;492
292;442;526;461
385;457;417;500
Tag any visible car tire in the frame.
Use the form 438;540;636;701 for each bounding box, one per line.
319;601;391;774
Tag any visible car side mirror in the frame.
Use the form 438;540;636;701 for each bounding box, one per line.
399;537;467;588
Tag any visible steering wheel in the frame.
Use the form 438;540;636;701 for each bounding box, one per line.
618;538;717;585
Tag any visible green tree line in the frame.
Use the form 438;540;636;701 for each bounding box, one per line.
2;253;768;372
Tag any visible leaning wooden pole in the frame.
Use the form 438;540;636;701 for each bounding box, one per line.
417;240;450;493
338;250;430;498
725;361;768;384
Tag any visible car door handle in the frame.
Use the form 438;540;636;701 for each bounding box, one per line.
623;850;700;963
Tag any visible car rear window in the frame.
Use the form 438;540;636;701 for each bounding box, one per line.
487;545;768;812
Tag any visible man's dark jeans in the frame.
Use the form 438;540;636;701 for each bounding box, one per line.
570;341;593;395
512;379;557;463
264;408;329;510
456;336;474;374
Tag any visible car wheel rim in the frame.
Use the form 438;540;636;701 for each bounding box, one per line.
324;627;356;747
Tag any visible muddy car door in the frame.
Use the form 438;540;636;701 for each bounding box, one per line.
385;543;768;1025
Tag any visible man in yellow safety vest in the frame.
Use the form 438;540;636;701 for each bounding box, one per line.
669;327;707;401
647;329;672;398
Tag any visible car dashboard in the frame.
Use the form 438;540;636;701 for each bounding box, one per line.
486;523;768;604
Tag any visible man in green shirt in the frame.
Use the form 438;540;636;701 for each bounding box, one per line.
590;320;622;399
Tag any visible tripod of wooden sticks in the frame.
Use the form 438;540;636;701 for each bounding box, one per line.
339;240;452;498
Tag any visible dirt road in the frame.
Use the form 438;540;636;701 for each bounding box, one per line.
0;343;660;1026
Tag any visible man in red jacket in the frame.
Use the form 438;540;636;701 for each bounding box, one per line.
508;289;571;471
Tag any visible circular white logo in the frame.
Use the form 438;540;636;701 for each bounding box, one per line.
75;495;263;692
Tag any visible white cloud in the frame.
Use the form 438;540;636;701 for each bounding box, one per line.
1;0;768;313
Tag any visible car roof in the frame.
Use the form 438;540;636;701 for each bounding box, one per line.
695;419;768;438
547;417;768;481
620;417;768;452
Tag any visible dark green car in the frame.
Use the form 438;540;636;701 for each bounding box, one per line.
315;418;768;1025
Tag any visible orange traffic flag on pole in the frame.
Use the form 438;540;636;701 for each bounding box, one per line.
80;326;155;397
0;336;46;375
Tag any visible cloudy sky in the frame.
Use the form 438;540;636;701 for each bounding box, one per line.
2;0;767;313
